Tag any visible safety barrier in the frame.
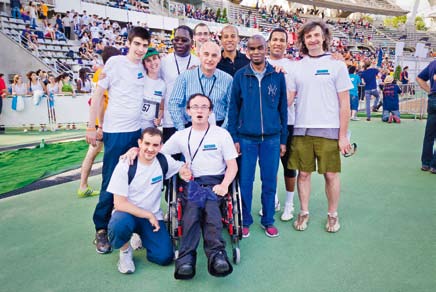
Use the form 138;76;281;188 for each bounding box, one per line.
0;94;91;128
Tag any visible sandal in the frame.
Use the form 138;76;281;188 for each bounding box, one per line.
293;213;309;231
77;187;99;198
326;214;340;233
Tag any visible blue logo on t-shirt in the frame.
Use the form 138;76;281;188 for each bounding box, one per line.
151;175;163;184
203;144;217;151
137;72;144;79
315;69;330;76
154;90;163;97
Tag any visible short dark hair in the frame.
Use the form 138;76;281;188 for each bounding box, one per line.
127;26;151;43
194;23;209;34
348;65;356;74
297;20;331;55
175;25;193;40
269;27;288;42
187;93;214;110
101;46;121;64
140;127;163;143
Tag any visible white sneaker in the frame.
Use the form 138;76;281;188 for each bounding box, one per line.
130;233;142;250
258;201;281;216
280;203;294;221
118;246;135;274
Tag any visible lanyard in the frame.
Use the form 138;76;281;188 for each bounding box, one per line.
174;54;191;75
197;68;216;97
188;124;210;164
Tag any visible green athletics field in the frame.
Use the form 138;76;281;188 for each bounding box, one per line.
0;119;435;292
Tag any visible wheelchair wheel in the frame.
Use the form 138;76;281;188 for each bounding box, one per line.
232;179;243;240
232;247;241;264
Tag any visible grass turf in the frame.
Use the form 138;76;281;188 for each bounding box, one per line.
0;140;102;195
0;119;435;292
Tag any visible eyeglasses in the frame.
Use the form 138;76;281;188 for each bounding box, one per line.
343;143;357;158
189;105;210;111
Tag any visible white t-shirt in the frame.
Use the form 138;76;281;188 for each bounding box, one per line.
267;57;296;125
160;53;200;128
288;55;353;128
162;125;238;177
98;55;146;132
141;75;166;129
89;25;100;39
107;155;183;220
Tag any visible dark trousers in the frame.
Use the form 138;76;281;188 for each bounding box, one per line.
176;178;226;268
421;113;436;169
93;129;142;231
64;27;71;39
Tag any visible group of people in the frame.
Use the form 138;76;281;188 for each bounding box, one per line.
82;20;357;280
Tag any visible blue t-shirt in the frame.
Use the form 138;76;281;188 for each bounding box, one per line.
361;68;379;90
382;83;402;111
417;60;436;95
349;73;361;97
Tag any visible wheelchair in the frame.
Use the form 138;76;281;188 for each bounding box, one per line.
166;176;243;264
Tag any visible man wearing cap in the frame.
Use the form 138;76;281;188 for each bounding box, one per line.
381;75;402;123
416;59;436;174
160;25;200;142
169;41;233;131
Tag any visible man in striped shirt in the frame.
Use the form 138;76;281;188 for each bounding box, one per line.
169;41;233;130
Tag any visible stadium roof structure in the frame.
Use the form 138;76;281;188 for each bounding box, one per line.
292;0;408;16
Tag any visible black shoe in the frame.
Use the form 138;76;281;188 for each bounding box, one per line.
94;229;112;254
372;107;378;112
175;263;195;280
208;251;232;277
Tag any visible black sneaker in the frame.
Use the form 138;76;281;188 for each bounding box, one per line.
94;229;112;254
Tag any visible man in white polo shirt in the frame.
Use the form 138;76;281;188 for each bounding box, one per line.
86;26;151;254
288;21;352;233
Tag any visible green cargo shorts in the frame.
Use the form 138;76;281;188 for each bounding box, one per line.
288;136;341;174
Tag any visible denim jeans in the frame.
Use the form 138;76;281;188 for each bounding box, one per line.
11;7;21;19
93;129;142;231
365;89;380;118
350;94;359;111
382;110;400;121
421;113;436;169
108;211;173;265
239;136;281;227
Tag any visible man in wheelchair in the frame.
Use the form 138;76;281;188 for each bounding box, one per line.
162;93;239;280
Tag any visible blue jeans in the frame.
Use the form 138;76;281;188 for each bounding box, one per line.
421;113;436;169
239;136;281;227
93;129;142;231
30;17;37;29
382;110;400;121
350;94;359;111
11;7;21;19
108;211;173;266
365;89;380;118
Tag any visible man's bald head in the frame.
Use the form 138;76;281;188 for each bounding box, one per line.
200;41;221;56
199;41;221;76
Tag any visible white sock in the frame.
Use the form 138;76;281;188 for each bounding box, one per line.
285;191;294;206
121;245;131;254
328;211;338;218
274;193;279;205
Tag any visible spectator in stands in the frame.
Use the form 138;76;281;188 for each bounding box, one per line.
79;42;93;61
28;1;37;29
217;25;250;77
360;60;381;121
44;23;56;40
21;24;38;49
160;25;200;142
58;73;75;95
12;74;27;96
55;14;64;33
76;68;92;93
54;24;67;41
62;13;71;39
0;73;6;133
381;76;402;123
39;0;49;27
46;74;59;94
26;71;44;95
36;69;48;87
10;0;21;19
416;59;436;174
400;66;410;94
85;27;151;254
193;23;210;56
78;46;121;198
228;35;288;238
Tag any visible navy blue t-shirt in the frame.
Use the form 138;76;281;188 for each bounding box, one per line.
361;68;379;90
417;60;436;95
